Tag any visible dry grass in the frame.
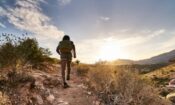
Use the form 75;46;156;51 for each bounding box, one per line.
0;68;35;90
0;91;11;105
86;65;171;105
76;64;90;77
142;63;175;98
144;63;175;78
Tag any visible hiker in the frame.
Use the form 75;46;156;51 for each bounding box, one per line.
56;35;76;88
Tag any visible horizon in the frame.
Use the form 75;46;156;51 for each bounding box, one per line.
1;0;175;63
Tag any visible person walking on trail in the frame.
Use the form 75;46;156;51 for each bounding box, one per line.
56;35;76;88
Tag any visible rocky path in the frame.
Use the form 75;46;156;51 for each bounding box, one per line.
52;73;95;105
29;68;100;105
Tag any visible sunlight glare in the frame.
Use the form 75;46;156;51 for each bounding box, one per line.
98;41;123;61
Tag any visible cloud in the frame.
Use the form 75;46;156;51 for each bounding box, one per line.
95;29;166;46
0;7;6;16
1;0;64;39
159;32;175;50
100;16;110;21
58;0;72;6
149;29;165;37
119;29;166;46
0;22;6;28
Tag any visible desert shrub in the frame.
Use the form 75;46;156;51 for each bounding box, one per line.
42;57;60;64
7;71;35;86
95;60;108;65
0;70;34;90
75;60;80;65
0;33;51;69
76;64;90;76
0;91;11;105
159;88;171;97
152;76;170;87
0;70;34;105
87;66;170;105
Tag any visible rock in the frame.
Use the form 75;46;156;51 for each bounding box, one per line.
35;81;45;90
95;101;100;105
57;98;69;105
31;95;43;105
46;94;55;103
44;77;61;87
36;95;43;105
44;89;51;96
87;91;92;95
29;99;33;104
63;102;69;105
169;79;175;86
166;92;175;103
77;84;87;89
58;98;64;103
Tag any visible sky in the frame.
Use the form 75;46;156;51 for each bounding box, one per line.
0;0;175;63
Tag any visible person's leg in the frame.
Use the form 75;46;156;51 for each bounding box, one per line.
61;60;66;83
67;60;71;80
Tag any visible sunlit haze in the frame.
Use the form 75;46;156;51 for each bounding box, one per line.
1;0;175;63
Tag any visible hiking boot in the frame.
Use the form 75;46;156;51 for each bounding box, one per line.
63;82;69;88
67;75;70;80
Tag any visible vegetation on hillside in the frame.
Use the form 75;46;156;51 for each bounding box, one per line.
0;33;59;70
142;63;175;97
0;33;61;104
76;64;171;105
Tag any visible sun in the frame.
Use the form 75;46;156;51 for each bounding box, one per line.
98;41;124;61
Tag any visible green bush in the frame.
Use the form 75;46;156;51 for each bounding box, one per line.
0;33;51;69
0;42;17;67
17;38;51;67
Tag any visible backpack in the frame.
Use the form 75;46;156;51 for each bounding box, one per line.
58;40;73;53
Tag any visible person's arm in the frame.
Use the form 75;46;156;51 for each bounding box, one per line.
56;44;61;55
72;42;76;58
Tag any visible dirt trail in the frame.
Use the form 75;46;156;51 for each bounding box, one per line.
52;72;95;105
0;65;100;105
30;68;99;105
51;69;96;105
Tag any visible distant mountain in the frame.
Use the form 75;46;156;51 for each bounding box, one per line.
113;50;175;65
112;59;134;65
136;50;175;64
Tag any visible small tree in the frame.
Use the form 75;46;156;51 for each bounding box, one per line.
75;60;80;65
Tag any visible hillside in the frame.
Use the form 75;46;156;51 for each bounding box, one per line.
112;59;134;65
112;49;175;65
0;65;99;105
143;63;175;99
144;63;175;79
136;50;175;64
